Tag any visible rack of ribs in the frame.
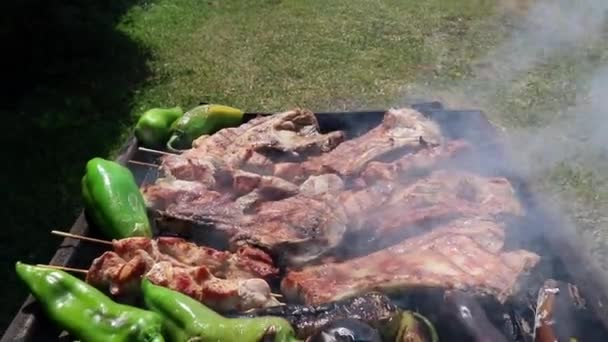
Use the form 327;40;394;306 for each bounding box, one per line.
147;167;523;268
274;107;445;182
281;217;540;305
86;237;280;312
159;109;345;182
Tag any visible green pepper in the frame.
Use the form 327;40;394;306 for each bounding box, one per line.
141;279;298;342
82;157;151;239
135;106;183;148
394;311;438;342
167;104;244;152
15;262;165;342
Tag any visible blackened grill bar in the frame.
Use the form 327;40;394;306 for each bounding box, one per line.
4;103;608;342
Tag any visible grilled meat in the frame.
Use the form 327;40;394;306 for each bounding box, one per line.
234;292;399;339
154;168;521;267
234;193;349;266
142;179;226;212
299;174;345;197
275;108;443;181
352;170;523;249
87;237;280;311
161;109;344;181
360;140;471;186
281;217;540;305
109;236;278;279
88;251;280;312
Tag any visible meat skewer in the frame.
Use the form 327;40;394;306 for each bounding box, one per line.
87;250;281;312
51;231;282;312
138;146;178;156
128;160;159;168
52;230;113;246
35;264;89;275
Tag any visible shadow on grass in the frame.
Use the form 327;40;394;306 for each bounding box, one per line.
0;0;150;333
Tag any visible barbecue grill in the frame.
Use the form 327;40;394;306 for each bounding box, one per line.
4;102;608;341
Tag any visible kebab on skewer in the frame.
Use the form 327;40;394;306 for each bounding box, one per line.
53;231;283;312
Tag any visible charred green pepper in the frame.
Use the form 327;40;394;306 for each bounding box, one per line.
15;262;164;342
82;157;151;239
166;104;244;152
394;312;438;342
135;106;183;148
141;279;298;342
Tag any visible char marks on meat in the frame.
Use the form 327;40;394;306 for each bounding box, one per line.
281;217;540;305
354;169;523;247
360;139;471;186
277;108;444;181
235;194;349;266
87;237;280;312
161;109;345;181
139;106;544;308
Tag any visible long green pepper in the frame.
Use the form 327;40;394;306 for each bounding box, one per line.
82;157;151;239
167;104;244;152
15;262;165;342
141;279;299;342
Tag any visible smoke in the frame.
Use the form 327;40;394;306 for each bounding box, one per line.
396;0;608;337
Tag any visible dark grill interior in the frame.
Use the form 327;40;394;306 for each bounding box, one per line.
5;102;608;341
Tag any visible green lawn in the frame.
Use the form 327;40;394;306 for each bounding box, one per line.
4;0;608;334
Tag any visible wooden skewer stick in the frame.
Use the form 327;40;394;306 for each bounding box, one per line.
128;160;159;168
36;264;88;274
138;147;178;156
51;230;112;246
271;293;283;298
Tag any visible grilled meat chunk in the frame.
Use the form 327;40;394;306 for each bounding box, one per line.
87;237;281;311
154;168;521;267
110;236;278;279
161;109;344;181
234;194;349;266
234;292;399;339
360;140;471;186
299;174;345;197
275;108;443;181
142;179;223;211
354;170;523;247
281;217;540;305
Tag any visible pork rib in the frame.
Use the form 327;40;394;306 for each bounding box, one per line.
360;140;471;186
160;109;344;181
355;169;523;244
275;108;444;181
281;217;540;305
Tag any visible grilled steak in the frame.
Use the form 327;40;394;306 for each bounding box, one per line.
234;292;400;339
352;170;523;248
281;217;540;305
234;194;349;266
153;168;521;266
160;109;344;181
275;108;444;181
360;139;471;186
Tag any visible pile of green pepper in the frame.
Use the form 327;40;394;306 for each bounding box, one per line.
133;103;244;151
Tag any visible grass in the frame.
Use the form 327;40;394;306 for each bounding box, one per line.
4;0;608;335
